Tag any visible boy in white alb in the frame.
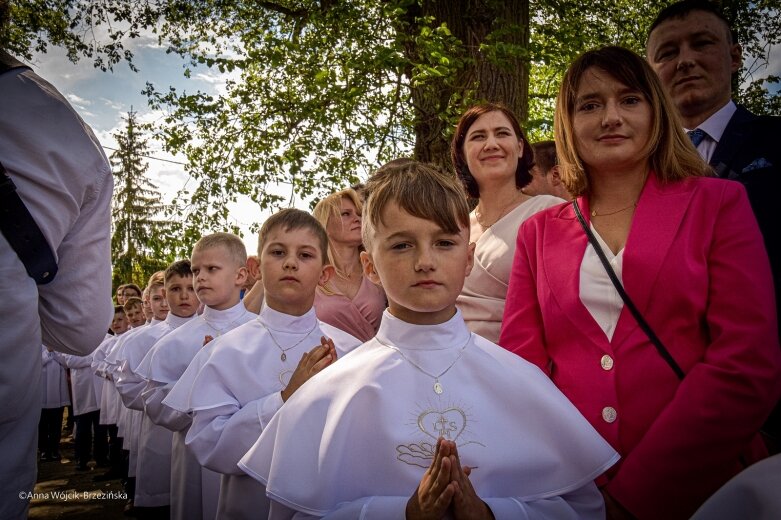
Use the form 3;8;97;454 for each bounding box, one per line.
238;162;620;519
164;209;361;520
138;234;255;520
114;267;194;512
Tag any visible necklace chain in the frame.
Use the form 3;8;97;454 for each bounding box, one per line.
202;309;249;337
259;320;318;362
475;191;522;229
375;334;471;394
591;201;637;217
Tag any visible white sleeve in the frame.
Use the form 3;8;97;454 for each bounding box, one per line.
186;392;284;475
300;482;604;520
114;361;147;411
38;159;113;357
51;352;93;369
142;381;191;432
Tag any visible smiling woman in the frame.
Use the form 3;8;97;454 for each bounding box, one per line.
500;45;781;520
452;103;565;342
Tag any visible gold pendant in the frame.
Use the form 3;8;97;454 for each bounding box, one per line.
591;209;597;217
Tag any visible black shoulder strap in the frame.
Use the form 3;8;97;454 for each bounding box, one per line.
1;53;58;284
572;200;685;380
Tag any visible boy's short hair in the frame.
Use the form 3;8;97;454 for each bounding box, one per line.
257;209;329;263
192;232;247;267
123;283;142;298
147;271;165;289
362;161;469;247
123;297;143;312
165;260;193;282
114;305;125;314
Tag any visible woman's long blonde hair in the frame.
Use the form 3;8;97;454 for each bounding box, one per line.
312;188;363;294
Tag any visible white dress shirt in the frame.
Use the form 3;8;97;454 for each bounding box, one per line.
685;100;737;164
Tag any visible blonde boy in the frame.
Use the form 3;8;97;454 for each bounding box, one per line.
163;209;361;519
238;162;620;519
139;233;255;520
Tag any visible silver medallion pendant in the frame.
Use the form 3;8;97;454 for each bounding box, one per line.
281;352;287;362
433;381;443;394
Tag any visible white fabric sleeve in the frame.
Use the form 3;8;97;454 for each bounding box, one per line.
142;381;191;432
51;352;92;369
186;392;284;475
114;364;147;411
38;159;113;357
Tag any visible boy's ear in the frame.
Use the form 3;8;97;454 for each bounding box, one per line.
319;264;336;286
360;250;382;286
464;242;476;278
549;165;562;186
234;265;249;287
246;255;260;281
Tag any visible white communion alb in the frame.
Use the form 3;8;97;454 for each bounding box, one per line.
239;309;620;519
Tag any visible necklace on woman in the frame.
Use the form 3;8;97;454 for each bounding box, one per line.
258;320;317;361
375;335;471;394
591;200;637;217
475;191;523;229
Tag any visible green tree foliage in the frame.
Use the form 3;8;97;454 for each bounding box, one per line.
110;109;184;287
3;0;779;236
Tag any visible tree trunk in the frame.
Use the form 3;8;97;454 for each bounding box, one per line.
399;0;530;168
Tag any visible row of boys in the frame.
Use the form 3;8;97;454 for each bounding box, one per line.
83;161;619;519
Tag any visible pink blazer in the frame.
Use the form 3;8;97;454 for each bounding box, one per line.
500;173;781;519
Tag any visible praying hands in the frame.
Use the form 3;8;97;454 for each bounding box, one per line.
281;337;337;402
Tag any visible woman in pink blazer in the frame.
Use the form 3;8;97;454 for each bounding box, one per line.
500;46;781;520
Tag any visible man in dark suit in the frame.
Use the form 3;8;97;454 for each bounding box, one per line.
647;0;780;450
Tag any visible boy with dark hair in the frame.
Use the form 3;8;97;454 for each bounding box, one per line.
139;234;255;520
164;209;361;519
239;162;618;519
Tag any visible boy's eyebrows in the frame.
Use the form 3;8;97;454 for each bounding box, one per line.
265;240;318;250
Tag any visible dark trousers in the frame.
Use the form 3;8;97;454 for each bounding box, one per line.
74;410;108;465
38;407;64;456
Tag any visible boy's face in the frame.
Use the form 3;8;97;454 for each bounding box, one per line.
191;245;247;311
149;285;169;321
164;274;197;318
361;201;474;326
142;297;153;321
260;226;333;316
126;306;146;327
111;311;129;335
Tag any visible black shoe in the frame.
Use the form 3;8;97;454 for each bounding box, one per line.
40;453;52;462
75;463;90;471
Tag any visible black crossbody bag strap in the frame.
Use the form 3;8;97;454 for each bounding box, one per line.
0;52;58;284
572;200;685;380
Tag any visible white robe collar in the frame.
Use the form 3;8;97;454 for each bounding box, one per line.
376;309;470;352
201;301;251;336
258;304;318;335
165;312;195;330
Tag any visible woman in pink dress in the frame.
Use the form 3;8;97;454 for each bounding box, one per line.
313;188;386;341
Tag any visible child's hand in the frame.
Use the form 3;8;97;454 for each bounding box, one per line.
202;335;214;346
280;337;335;402
451;443;494;520
406;438;456;520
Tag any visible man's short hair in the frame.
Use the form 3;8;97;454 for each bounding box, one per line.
648;0;736;43
165;260;192;282
257;209;329;263
192;232;247;268
362;161;469;248
123;297;143;312
531;141;558;175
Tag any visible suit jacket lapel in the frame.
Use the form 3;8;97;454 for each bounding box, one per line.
610;174;694;348
711;105;756;178
543;198;612;351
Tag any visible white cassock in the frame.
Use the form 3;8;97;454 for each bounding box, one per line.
104;324;147;442
164;305;361;520
115;315;192;506
138;301;256;520
41;346;70;409
238;309;620;519
91;334;124;425
52;349;100;416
